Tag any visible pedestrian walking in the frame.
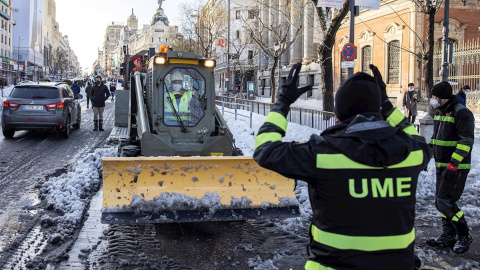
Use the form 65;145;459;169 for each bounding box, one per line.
253;63;431;270
71;81;81;97
426;81;475;254
403;83;418;124
91;76;110;131
455;85;470;106
110;83;116;102
85;82;92;108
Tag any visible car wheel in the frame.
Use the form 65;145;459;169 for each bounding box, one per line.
73;109;81;130
62;117;71;139
2;129;15;138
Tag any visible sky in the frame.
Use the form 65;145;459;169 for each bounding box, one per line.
55;0;189;73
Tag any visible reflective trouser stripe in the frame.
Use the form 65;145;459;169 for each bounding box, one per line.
255;132;282;148
305;260;337;270
451;211;464;222
386;109;404;127
311;225;415;251
265;111;288;132
435;162;471;169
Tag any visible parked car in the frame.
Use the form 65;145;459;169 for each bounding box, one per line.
2;82;82;138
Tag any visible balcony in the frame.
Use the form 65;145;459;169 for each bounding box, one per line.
0;9;10;20
0;0;9;7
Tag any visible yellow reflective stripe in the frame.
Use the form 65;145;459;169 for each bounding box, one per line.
265;111;288;132
305;260;337;270
435;162;471;169
451;211;464;222
386;109;404;127
441;213;447;218
452;153;464;163
457;144;471;152
311;225;415;251
255;132;282;149
434;115;455;123
317;150;423;169
430;139;458;147
403;125;419;135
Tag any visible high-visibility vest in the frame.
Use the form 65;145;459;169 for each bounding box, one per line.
164;91;192;122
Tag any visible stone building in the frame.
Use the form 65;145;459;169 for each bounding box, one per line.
333;0;480;107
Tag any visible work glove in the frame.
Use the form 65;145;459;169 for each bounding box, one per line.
278;63;312;106
442;163;458;182
369;64;388;102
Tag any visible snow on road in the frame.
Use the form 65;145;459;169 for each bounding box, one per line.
5;88;477;268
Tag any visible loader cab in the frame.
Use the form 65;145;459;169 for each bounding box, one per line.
162;68;205;127
138;48;232;156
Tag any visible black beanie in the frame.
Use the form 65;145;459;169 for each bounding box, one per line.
431;81;453;99
334;72;381;121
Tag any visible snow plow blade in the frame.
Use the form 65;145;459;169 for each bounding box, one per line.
101;156;299;224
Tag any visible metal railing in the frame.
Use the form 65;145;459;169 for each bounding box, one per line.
215;100;253;129
216;96;336;130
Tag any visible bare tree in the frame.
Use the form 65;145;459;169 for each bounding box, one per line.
178;0;228;58
311;1;350;112
243;0;305;103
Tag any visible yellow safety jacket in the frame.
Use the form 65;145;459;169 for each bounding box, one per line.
164;91;192;122
254;99;431;270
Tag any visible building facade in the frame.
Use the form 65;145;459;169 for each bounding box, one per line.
1;0;14;84
333;0;480;107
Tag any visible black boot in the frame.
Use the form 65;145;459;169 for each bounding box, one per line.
99;120;104;131
452;215;472;254
93;120;98;131
426;218;457;248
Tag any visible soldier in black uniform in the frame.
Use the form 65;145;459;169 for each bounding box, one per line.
426;82;475;254
254;64;431;270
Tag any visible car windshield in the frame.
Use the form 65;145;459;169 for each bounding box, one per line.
163;68;205;127
10;87;59;99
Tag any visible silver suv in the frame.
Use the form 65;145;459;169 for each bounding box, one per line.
2;82;82;138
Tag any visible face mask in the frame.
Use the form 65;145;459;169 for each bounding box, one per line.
96;81;101;85
172;84;182;91
409;88;414;91
430;98;441;109
465;91;470;95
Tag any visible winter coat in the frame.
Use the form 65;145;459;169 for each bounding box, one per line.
85;84;92;98
456;91;466;106
71;83;81;96
109;84;116;93
430;95;474;170
91;83;110;107
253;100;431;270
403;90;418;116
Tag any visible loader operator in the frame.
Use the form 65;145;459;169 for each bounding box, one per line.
164;70;202;126
254;63;431;270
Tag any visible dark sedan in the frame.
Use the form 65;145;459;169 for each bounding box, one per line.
2;82;82;138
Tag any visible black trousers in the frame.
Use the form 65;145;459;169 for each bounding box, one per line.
435;168;470;235
408;112;416;124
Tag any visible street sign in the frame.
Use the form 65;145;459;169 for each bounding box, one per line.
2;74;6;77
341;43;356;62
356;0;381;10
316;0;344;8
341;61;356;68
225;71;229;79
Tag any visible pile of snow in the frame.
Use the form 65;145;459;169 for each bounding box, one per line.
255;97;323;111
39;148;116;243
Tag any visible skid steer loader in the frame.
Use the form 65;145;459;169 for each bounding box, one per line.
101;46;299;224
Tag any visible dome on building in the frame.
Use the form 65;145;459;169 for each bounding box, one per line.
151;8;169;26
